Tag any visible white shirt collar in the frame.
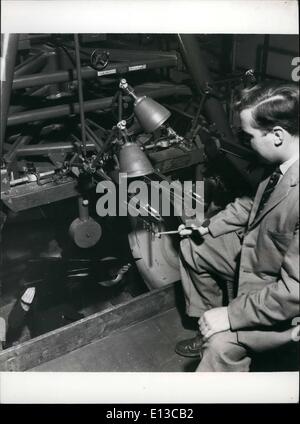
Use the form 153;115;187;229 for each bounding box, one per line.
279;155;299;175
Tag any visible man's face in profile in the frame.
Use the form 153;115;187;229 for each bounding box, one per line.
240;108;280;164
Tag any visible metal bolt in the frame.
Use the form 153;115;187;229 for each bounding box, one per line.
119;78;128;90
117;120;126;130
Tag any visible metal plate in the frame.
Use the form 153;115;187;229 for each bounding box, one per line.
128;218;180;289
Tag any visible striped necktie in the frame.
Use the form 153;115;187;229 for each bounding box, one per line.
255;167;281;218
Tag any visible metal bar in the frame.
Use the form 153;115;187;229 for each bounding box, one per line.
3;135;32;164
8;97;114;126
13;67;95;90
177;34;236;145
63;46;179;61
78;197;89;221
261;35;270;80
74;34;87;157
14;53;47;77
155;230;179;236
177;34;258;187
7;84;191;127
1;34;19;151
14;141;96;156
118;91;123;121
12;56;178;90
84;122;103;150
14;141;205;174
190;93;207;137
229;35;238;122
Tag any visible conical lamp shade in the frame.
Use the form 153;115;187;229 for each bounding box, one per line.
119;142;154;178
134;96;171;133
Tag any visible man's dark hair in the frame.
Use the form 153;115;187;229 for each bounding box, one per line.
236;82;299;136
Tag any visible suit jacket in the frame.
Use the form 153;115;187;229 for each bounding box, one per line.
208;159;299;344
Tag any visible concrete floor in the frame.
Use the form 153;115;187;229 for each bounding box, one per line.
30;307;199;372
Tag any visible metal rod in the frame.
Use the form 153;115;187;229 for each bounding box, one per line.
84;122;103;149
177;34;235;145
78;197;89;221
190;93;208;138
74;34;87;157
14;141;95;156
155;230;179;236
13;67;97;90
7;84;191;127
177;34;256;187
3;135;32;163
147;228;153;267
1;34;19;151
9;170;56;187
8;97;114;126
118;91;123;121
155;225;197;237
219;147;250;160
14;53;47;77
229;35;237;122
12;56;178;90
261;35;270;80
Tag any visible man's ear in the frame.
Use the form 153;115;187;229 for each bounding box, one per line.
272;126;285;146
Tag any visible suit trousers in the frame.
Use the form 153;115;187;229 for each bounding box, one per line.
179;231;297;371
179;231;241;318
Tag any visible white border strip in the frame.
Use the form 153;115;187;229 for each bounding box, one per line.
1;0;299;34
0;372;299;403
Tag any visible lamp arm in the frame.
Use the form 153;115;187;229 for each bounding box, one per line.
119;78;138;101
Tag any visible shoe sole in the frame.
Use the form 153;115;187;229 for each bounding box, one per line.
174;347;202;358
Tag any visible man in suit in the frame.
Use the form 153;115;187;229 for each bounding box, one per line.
175;82;299;371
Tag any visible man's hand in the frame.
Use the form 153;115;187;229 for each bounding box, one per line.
178;223;209;237
198;307;230;340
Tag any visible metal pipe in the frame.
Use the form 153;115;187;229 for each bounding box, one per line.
15;141;96;156
229;35;238;122
118;91;123;121
177;34;257;186
13;67;97;90
12;56;178;90
177;34;235;144
44;49;62;99
74;34;87;157
1;34;19;151
78;197;89;221
3;135;32;163
7;84;191;127
14;53;47;77
8;97;114;126
9;170;56;187
261;35;270;80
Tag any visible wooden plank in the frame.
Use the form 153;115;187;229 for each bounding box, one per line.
0;283;178;371
30;308;196;372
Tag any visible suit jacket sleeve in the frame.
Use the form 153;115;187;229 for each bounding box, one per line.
228;227;300;329
208;196;253;238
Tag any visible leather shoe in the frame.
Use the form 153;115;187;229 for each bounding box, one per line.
175;333;203;358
